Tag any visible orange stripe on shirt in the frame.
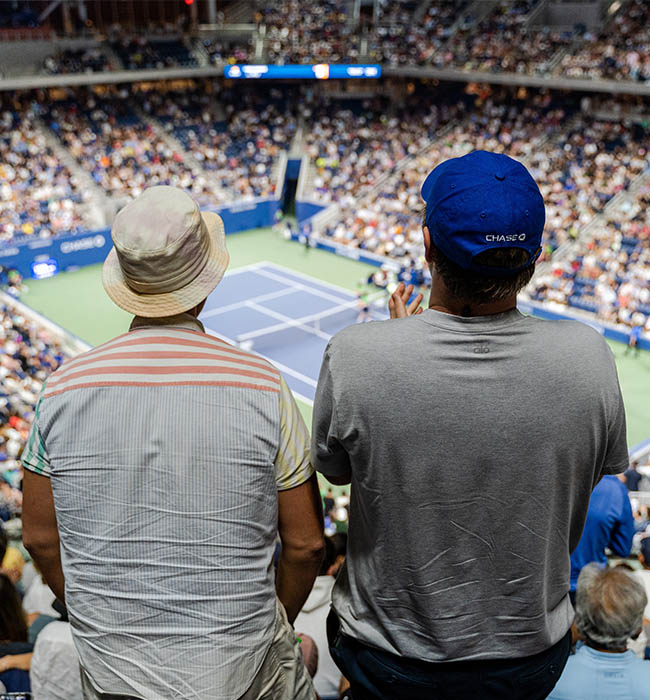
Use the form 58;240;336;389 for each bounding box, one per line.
52;350;277;381
60;333;271;368
43;379;281;399
48;364;281;389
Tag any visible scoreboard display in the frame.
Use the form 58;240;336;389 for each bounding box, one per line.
224;64;382;80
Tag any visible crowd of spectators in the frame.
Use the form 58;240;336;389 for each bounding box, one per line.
260;0;361;64
439;0;573;75
528;181;650;333
38;85;293;207
0;101;88;244
0;300;75;697
303;96;449;205
1;85;647;334
146;84;296;201
367;0;469;67
3;0;650;84
45;88;226;207
555;0;650;82
0;301;68;523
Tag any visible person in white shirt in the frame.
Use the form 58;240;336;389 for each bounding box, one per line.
295;536;347;700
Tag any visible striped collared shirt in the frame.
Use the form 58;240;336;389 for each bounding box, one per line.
22;313;313;699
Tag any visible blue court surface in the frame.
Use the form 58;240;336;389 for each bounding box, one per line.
200;262;387;403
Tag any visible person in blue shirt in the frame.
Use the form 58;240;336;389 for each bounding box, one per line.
624;460;642;492
569;475;634;599
548;563;650;700
625;324;642;357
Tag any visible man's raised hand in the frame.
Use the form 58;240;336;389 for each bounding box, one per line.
389;283;424;319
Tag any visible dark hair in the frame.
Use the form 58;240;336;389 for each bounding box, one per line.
0;573;27;643
431;246;535;304
423;207;535;304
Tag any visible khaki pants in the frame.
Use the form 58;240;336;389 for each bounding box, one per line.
238;602;315;700
80;602;315;700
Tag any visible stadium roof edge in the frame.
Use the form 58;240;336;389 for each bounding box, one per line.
1;64;650;96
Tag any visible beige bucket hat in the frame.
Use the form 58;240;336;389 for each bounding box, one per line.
102;186;229;317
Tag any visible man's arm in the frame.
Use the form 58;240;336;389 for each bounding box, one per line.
276;474;324;624
312;344;352;486
22;469;65;603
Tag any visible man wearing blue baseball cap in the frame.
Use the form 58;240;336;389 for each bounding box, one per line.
312;151;629;699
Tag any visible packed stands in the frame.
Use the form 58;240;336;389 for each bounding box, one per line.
0;299;68;517
0;101;89;243
529;181;650;331
261;0;361;64
147;85;295;201
45;89;225;207
439;0;572;75
303;97;452;205
368;0;469;66
555;0;650;82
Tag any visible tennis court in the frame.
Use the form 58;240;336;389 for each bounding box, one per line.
202;261;387;403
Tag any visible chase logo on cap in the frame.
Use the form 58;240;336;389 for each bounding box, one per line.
486;234;527;242
421;151;545;277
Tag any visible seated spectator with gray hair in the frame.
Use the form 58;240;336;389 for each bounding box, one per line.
548;563;650;699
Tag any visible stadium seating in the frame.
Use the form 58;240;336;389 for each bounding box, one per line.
529;182;650;328
554;0;650;82
148;85;295;201
44;89;226;207
0;100;89;243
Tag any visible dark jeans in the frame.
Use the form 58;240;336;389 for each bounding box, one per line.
327;611;571;700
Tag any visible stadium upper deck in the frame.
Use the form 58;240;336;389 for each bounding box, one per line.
0;0;649;94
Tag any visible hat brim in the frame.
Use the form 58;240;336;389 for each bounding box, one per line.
102;212;229;318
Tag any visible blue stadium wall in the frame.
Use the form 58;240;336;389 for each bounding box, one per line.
0;198;283;279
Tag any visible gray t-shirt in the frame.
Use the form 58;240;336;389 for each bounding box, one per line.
312;308;629;662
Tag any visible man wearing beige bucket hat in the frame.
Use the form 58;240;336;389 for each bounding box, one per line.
21;186;324;700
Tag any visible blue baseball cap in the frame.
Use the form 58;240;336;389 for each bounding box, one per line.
421;151;545;277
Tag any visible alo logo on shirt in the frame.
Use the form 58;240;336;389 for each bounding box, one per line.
473;341;489;354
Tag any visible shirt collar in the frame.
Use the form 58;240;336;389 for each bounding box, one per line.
129;313;205;334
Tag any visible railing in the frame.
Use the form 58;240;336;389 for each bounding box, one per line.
273;151;288;199
296;155;314;202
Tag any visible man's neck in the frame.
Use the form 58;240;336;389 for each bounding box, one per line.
428;276;517;318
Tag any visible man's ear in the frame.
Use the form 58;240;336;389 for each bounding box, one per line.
423;225;434;265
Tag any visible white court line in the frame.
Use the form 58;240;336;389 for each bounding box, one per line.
261;261;360;298
254;267;354;306
221;261;268;276
202;287;297;319
245;301;334;342
204;327;318;391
